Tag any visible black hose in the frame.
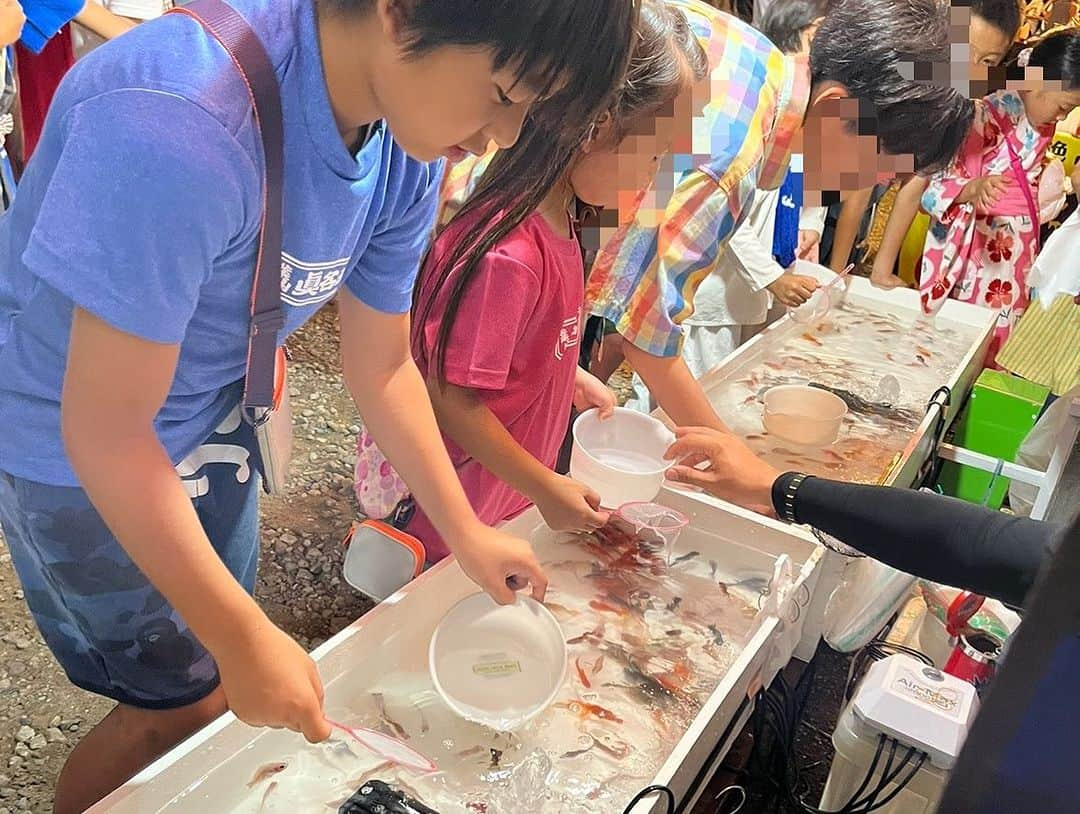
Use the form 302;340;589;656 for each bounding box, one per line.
846;737;898;813
623;784;676;814
835;735;887;813
860;751;928;813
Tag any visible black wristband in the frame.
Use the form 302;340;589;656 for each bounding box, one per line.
772;472;811;524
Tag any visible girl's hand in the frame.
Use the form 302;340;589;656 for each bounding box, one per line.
574;368;617;418
216;614;331;744
797;229;821;263
959;175;1009;210
534;472;610;534
767;273;820;308
664;426;780;516
0;0;25;47
453;523;549;604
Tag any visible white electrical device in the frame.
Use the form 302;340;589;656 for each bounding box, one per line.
851;654;980;769
819;655;981;814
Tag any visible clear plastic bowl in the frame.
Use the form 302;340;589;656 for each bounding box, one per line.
569;407;675;509
762;385;848;446
429;593;567;732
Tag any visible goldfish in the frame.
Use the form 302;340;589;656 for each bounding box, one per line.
372;692;409;741
800;332;824;346
575;657;593;689
566;625;605;646
247;761;288;788
589;598;630;618
258;781;278;812
557;700;623;723
585;724;632;759
669;550;700;566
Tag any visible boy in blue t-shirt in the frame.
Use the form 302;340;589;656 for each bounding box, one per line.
0;0;637;809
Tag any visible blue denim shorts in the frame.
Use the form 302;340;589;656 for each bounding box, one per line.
0;406;260;709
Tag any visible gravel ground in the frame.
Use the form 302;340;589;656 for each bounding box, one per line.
0;303;839;813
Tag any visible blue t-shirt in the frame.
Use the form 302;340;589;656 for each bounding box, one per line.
17;0;85;54
771;160;803;269
0;0;443;486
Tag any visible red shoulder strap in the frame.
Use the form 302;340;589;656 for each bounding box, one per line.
169;0;284;409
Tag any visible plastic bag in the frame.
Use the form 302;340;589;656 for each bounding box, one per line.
1009;386;1079;517
1027;209;1080;306
354;429;410;519
822;557;916;652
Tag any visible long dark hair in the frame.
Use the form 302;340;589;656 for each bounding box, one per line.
419;0;709;386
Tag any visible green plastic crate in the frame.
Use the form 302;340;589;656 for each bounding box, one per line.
936;370;1050;508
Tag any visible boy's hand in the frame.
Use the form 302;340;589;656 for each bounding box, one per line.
959;175;1009;210
0;0;25;47
216;616;331;744
573;368;617;418
767;274;820;308
534;472;610;534
797;229;821;263
453;523;549;604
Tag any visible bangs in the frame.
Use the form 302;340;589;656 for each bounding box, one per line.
400;0;638;134
409;1;639;385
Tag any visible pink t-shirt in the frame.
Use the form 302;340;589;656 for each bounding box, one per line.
407;211;584;562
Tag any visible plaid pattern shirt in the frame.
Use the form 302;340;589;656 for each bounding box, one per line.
585;0;810;357
439;2;810;358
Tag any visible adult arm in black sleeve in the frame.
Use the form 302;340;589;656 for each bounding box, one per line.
772;473;1060;608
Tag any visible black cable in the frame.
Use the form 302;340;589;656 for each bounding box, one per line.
862;752;928;811
835;735;887;813
754;675;930;814
846;737;897;813
623;784;676;814
848;741;925;814
846;637;934;701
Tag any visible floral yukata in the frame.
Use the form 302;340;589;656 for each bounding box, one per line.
919;91;1055;365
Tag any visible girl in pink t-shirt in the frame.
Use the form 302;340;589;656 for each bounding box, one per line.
355;1;710;562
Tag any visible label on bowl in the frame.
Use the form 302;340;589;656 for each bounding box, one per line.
472;653;523;679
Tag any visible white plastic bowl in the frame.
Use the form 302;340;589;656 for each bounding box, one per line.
569;407;675;508
762;385;848;446
429;593;567;731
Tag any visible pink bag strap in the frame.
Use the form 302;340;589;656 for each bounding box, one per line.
987;103;1040;246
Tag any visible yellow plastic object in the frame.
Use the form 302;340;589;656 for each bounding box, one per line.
898;211;931;287
1048;131;1080;182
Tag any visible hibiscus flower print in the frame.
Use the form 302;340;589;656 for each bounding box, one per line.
984;279;1014;309
986;230;1014;263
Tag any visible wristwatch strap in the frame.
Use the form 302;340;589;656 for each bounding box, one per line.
772;472;811;524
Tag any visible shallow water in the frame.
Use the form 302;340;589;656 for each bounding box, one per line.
705;299;983;483
169;523;767;814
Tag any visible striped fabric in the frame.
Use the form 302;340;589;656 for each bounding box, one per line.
997;294;1080;396
584;0;809;357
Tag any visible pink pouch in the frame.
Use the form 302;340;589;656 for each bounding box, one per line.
354;429;409;519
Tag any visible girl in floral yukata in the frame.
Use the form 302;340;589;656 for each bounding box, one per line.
919;30;1080;364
